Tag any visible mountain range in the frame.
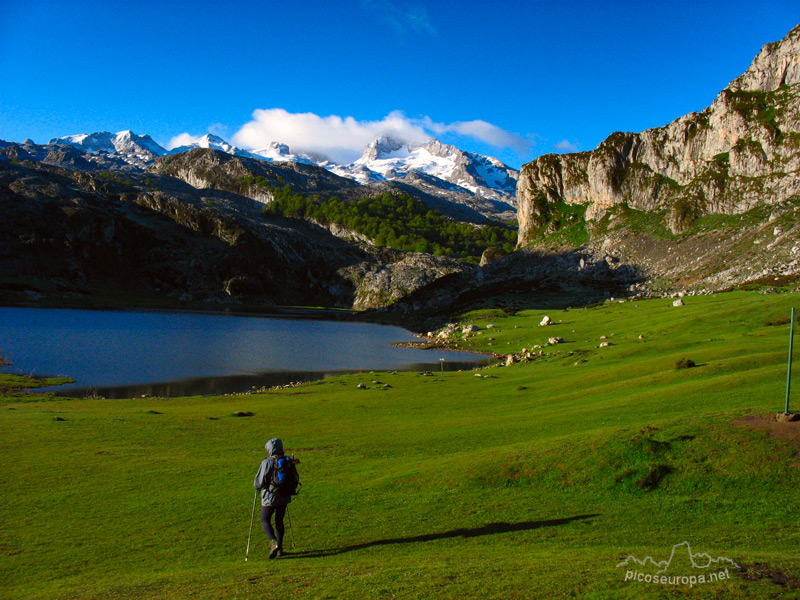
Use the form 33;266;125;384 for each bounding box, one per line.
35;130;519;222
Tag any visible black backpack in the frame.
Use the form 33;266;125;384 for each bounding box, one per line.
268;456;300;496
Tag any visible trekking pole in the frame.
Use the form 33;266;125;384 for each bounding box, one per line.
245;489;258;561
287;505;296;549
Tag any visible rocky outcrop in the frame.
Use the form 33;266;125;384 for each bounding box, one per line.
150;148;362;205
518;24;800;245
340;253;474;310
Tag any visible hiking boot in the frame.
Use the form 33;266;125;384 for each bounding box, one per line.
268;540;279;559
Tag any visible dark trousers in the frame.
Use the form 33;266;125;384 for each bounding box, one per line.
260;505;286;548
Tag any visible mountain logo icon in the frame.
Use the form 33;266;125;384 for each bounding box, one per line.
617;542;740;587
618;541;740;573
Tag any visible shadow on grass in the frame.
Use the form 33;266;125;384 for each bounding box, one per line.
285;513;600;559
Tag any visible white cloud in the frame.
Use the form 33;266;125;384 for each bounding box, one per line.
167;132;202;150
232;108;531;164
419;117;532;154
554;139;580;153
208;123;229;138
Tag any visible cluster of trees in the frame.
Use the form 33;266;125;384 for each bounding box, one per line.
262;187;516;261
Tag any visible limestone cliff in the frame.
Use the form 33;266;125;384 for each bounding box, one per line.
517;24;800;245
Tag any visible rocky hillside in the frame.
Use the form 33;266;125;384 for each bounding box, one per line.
516;23;800;292
0;158;487;311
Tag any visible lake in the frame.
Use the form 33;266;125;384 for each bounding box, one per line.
0;307;490;398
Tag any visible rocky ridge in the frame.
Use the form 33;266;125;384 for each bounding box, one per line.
6;131;518;222
515;23;800;292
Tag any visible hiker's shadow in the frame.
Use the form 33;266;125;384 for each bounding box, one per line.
285;513;599;559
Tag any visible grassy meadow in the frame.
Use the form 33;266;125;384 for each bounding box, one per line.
2;291;799;599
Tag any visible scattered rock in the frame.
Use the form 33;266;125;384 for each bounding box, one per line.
356;383;367;389
548;337;565;345
673;298;685;307
539;316;551;326
776;412;800;423
232;411;255;417
53;416;67;422
599;341;614;348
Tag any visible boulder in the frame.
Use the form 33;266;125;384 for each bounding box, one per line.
776;412;800;422
540;316;551;326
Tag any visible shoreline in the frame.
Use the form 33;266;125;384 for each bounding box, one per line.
392;339;503;359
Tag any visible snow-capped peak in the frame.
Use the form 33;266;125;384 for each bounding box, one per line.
359;136;410;162
328;136;518;203
49;130;166;166
50;131;116;153
250;141;314;165
168;133;240;155
111;131;166;157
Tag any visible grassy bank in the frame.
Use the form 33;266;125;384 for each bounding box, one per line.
1;291;799;599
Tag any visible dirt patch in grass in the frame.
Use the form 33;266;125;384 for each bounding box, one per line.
736;562;800;590
734;414;800;441
735;414;800;469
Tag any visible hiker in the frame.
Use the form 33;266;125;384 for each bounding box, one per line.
253;438;296;558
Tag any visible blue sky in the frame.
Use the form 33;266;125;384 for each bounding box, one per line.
1;0;798;168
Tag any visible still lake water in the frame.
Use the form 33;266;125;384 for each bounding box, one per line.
0;307;490;398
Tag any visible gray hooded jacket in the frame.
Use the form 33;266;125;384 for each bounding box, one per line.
253;438;291;507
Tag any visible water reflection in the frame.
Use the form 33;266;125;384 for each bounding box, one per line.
0;307;491;398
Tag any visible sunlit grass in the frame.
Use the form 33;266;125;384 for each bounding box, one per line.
1;291;799;598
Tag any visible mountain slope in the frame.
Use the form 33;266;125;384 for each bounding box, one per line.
167;134;243;156
515;22;800;293
329;137;518;206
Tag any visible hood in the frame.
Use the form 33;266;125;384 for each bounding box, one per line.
265;438;284;456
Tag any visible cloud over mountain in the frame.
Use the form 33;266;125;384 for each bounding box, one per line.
229;108;531;164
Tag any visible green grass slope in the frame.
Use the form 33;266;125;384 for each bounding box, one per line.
2;291;799;599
